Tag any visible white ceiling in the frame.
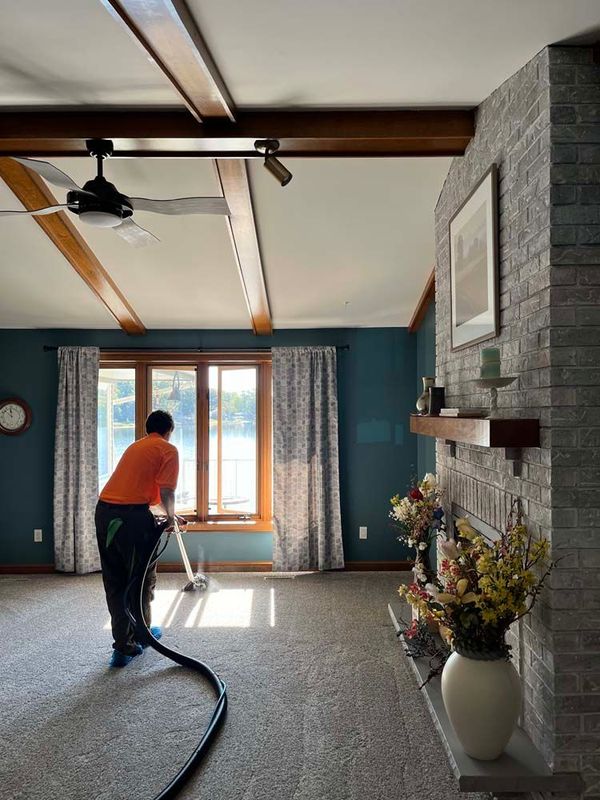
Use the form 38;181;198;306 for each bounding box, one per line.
1;0;598;108
250;158;450;327
0;1;599;330
0;156;449;329
0;0;177;106
50;158;250;329
0;181;117;328
189;0;600;107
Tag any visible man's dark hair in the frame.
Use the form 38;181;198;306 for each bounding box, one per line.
146;410;174;436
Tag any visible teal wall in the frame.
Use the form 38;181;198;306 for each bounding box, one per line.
415;301;436;477
0;327;419;567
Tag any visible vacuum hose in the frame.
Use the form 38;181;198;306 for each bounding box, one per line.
123;528;228;800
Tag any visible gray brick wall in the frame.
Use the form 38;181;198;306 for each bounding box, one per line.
548;45;600;799
434;45;600;797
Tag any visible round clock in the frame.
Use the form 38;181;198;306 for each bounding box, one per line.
0;397;32;436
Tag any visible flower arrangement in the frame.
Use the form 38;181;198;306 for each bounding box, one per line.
398;505;553;660
400;617;450;686
390;472;445;584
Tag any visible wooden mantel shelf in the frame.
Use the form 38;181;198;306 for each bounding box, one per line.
410;414;539;449
410;414;539;475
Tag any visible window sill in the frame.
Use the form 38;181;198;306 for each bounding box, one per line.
185;521;273;533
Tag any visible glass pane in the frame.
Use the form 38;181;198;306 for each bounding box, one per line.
98;368;136;493
209;366;257;515
151;368;197;513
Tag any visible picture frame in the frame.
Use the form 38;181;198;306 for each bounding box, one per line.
449;164;499;351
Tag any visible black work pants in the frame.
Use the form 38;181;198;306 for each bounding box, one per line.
95;501;162;655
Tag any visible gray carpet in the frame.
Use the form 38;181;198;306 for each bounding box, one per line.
0;572;488;800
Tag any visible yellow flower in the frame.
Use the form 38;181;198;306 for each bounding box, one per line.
456;578;477;604
456;517;477;540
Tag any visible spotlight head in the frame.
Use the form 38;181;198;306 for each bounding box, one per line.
263;156;293;186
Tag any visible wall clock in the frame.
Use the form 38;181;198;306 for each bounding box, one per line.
0;397;32;436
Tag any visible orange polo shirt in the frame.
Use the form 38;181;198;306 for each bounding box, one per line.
99;433;179;506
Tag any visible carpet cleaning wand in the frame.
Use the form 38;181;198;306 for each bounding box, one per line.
170;519;209;592
123;519;227;800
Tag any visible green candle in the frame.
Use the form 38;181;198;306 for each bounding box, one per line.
480;347;500;379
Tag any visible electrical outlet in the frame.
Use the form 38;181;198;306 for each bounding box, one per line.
359;526;368;540
34;529;43;543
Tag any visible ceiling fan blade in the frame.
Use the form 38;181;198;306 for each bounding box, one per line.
129;196;230;216
115;218;160;247
0;204;70;218
12;157;88;194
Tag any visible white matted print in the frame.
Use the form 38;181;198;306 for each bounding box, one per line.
449;165;499;350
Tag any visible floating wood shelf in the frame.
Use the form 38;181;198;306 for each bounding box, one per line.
387;602;583;795
410;414;539;448
410;415;539;475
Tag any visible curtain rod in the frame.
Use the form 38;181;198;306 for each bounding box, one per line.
43;345;350;352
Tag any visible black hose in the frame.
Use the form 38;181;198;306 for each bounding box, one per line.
123;531;228;800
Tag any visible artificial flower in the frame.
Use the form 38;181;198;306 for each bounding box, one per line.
421;473;437;492
455;517;477;540
439;538;460;560
396;505;554;659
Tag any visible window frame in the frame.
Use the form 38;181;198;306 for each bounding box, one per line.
99;351;272;532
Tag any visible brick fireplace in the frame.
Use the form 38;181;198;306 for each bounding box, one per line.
435;45;600;798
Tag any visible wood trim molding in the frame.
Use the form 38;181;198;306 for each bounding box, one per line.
0;564;55;574
408;268;435;333
0;158;145;335
214;159;272;335
344;561;413;571
100;350;272;363
101;0;235;122
0;560;412;574
157;561;272;573
157;560;412;572
0;109;475;158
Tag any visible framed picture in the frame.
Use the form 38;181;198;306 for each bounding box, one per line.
449;164;499;351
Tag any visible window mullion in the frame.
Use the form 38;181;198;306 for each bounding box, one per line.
217;366;224;513
197;361;209;522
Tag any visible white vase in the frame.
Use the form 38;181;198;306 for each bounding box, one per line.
416;376;435;414
441;650;521;760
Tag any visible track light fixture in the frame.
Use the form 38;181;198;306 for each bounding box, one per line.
254;139;293;187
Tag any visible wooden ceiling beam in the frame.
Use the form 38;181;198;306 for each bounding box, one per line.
0;109;475;158
214;160;272;336
101;0;235;122
408;268;435;333
0;158;146;335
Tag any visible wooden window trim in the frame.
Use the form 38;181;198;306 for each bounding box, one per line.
99;351;272;528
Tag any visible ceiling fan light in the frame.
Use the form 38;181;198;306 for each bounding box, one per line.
78;210;123;228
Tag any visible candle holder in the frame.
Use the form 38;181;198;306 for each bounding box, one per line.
475;376;517;417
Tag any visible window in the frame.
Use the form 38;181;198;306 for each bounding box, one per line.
98;352;272;530
98;367;136;493
209;366;258;516
151;367;197;514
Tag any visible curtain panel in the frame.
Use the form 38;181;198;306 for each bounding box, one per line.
272;346;344;572
53;346;100;574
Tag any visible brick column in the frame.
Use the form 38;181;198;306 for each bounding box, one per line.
434;45;600;798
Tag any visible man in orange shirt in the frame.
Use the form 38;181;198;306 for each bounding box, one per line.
95;409;184;668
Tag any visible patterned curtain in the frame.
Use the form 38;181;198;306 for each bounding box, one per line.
53;346;100;574
272;346;344;572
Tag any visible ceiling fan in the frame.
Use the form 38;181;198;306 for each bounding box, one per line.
0;139;231;246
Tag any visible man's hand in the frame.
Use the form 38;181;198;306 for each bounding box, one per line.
165;514;188;532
